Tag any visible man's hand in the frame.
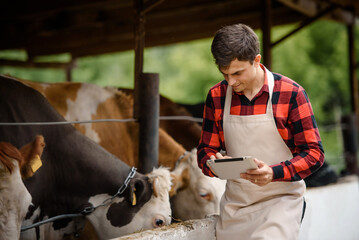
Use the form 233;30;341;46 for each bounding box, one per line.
240;158;273;186
206;152;232;176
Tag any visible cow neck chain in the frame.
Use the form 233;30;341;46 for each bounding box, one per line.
21;167;137;232
82;166;137;214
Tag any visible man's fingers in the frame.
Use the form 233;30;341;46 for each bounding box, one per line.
215;152;224;159
253;158;264;167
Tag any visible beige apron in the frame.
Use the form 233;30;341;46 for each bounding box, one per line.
216;68;306;240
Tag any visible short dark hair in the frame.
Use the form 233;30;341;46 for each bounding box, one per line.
211;23;260;69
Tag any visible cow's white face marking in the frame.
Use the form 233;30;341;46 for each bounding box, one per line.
171;149;226;220
0;160;32;240
65;83;113;143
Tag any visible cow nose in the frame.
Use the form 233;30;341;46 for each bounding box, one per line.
152;215;166;228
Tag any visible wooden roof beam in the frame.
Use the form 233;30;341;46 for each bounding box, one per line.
69;8;304;58
143;0;166;15
271;4;337;47
0;59;76;69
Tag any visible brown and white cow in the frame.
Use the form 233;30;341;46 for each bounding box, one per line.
0;75;172;240
17;77;226;222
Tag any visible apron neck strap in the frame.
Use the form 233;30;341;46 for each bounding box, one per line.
265;67;274;99
224;66;275;116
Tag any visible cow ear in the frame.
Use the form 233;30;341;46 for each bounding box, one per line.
19;135;46;179
0;142;23;173
128;178;150;206
169;167;189;197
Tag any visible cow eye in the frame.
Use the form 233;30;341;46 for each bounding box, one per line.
152;215;166;228
199;189;212;201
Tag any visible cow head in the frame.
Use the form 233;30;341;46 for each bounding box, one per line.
170;148;226;220
0;142;32;240
86;167;172;239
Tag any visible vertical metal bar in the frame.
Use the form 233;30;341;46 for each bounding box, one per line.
344;22;358;175
261;0;272;70
341;114;358;175
347;24;359;120
138;73;159;173
134;0;145;119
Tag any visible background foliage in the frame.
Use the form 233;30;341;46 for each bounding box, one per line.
1;20;358;173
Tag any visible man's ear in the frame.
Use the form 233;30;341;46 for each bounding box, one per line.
254;54;261;67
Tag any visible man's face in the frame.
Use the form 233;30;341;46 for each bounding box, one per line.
220;56;260;93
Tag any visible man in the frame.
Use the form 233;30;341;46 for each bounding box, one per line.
197;23;324;239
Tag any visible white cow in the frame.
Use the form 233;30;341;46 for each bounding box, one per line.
170;149;226;220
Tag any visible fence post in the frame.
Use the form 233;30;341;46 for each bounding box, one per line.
138;73;159;174
341;114;358;175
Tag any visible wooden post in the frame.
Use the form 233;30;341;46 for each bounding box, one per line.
134;0;145;119
138;73;159;173
66;65;72;82
347;23;359;122
261;0;272;70
341;114;358;175
133;0;164;173
343;21;359;175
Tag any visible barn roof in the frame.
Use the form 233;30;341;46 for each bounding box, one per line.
1;0;357;60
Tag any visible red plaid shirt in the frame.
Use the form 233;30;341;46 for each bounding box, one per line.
197;66;324;181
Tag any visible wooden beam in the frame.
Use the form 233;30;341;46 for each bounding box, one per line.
1;0;132;19
347;23;359;118
0;59;76;69
66;8;304;58
143;0;165;15
133;0;145;119
344;21;359;175
1;0;306;58
261;0;272;70
13;4;304;58
271;4;337;47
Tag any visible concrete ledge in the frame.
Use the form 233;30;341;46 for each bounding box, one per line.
111;175;359;240
111;216;217;240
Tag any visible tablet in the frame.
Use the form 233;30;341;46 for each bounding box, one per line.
206;156;258;180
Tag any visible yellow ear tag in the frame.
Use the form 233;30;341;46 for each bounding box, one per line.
132;188;137;206
30;155;42;173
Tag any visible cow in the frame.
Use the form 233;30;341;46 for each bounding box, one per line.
0;75;172;240
0;135;46;239
0;142;32;240
170;148;225;220
16;77;226;223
